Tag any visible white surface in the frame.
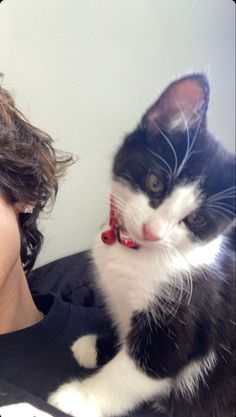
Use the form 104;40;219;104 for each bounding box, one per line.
0;0;235;266
0;403;53;417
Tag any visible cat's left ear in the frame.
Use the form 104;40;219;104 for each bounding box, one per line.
141;74;209;136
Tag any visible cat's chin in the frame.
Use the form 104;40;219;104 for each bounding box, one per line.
141;241;171;252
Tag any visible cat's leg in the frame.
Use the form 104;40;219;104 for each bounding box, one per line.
71;329;120;369
48;347;171;417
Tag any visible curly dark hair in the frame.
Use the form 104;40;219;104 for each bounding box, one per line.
0;85;75;274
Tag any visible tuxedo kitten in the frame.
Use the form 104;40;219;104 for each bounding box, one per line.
49;74;236;417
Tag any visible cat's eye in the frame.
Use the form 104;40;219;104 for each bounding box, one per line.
146;173;164;194
186;212;207;227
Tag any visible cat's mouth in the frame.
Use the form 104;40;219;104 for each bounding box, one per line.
124;224;165;248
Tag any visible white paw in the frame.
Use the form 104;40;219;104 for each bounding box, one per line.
71;335;97;368
48;381;102;417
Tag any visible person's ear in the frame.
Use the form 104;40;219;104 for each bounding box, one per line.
14;202;36;214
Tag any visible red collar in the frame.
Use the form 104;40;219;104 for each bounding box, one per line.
101;196;139;249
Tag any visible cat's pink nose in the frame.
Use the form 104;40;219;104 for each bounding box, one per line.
143;224;161;241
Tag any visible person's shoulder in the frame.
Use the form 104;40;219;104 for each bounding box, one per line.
28;250;104;308
34;292;110;342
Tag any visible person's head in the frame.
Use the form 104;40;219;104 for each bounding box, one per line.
0;85;74;279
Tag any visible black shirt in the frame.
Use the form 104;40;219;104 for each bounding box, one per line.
0;251;164;417
0;293;108;401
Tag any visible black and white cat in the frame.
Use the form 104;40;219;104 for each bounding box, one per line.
49;74;236;417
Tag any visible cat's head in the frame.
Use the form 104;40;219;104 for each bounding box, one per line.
112;74;235;253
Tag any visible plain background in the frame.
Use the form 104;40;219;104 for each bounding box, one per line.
0;0;235;267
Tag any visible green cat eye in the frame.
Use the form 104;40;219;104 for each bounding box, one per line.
186;212;207;227
146;173;164;194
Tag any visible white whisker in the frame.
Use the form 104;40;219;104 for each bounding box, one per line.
207;204;235;217
208;207;233;222
176;100;207;178
157;126;178;176
163;248;184;319
171;97;191;179
147;148;173;178
207;186;236;202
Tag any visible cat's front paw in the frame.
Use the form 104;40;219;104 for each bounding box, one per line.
71;334;98;368
48;381;102;417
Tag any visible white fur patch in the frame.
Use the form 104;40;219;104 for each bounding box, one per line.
185;236;223;269
49;381;102;417
93;237;164;337
49;348;171;417
71;335;97;369
175;350;217;398
112;179;201;246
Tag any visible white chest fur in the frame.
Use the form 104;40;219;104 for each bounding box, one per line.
92;226;223;338
93;240;160;337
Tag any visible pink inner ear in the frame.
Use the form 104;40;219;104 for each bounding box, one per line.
143;74;209;134
158;78;207;123
170;79;206;115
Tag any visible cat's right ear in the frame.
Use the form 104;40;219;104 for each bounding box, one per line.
141;74;210;136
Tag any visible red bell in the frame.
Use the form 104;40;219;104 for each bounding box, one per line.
101;229;116;245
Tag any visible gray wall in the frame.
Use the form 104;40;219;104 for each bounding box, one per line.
0;0;235;266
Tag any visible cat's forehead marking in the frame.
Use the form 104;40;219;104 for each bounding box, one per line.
157;182;202;221
112;178;202;224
